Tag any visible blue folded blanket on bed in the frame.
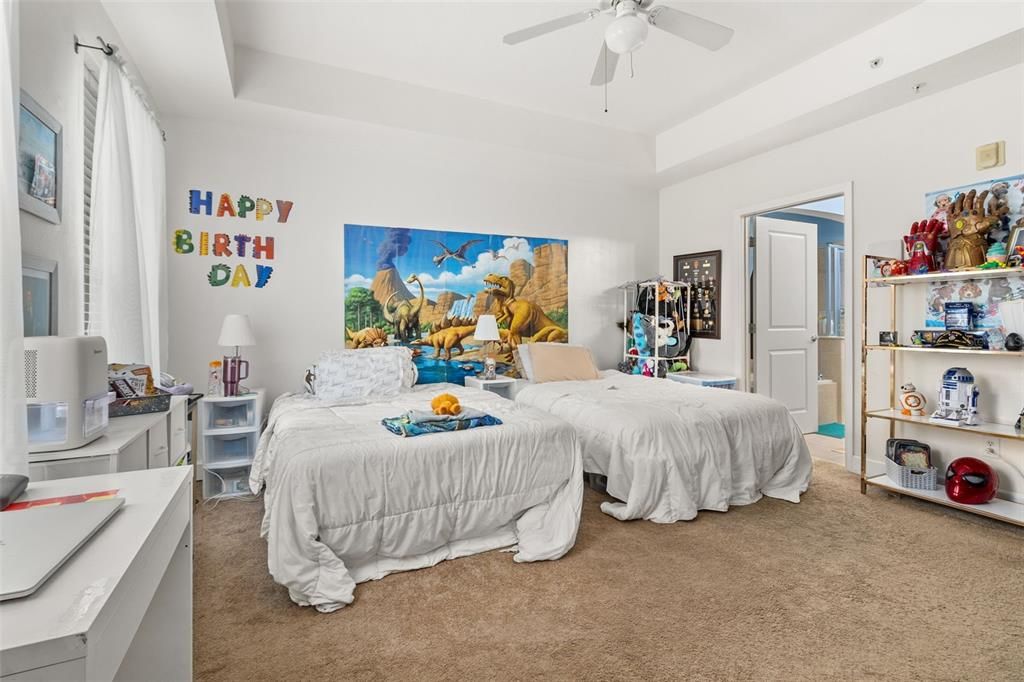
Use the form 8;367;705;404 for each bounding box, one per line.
381;408;503;437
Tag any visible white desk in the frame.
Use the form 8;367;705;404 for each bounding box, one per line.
28;396;189;481
0;467;192;681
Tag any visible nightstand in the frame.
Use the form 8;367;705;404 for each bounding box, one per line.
464;376;524;400
197;388;265;499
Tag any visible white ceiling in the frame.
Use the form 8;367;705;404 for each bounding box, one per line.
225;1;916;134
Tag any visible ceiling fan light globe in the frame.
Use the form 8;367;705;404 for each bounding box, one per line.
604;13;648;54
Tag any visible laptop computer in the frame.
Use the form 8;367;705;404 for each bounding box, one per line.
0;497;125;601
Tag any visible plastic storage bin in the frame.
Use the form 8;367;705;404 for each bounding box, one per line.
203;465;251;499
205;397;256;430
665;371;737;390
203;432;258;468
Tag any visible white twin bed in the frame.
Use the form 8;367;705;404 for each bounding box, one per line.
252;345;811;611
516;370;812;523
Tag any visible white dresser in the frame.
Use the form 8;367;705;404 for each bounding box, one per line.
28;395;191;481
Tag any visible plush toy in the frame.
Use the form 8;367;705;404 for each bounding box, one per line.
632;311;649;352
899;382;927;416
431;393;461;416
669;359;688;373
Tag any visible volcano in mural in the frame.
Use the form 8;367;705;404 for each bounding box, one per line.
344;224;569;384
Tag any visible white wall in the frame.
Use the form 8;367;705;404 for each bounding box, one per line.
17;1;139;335
659;64;1024;500
165;106;658;400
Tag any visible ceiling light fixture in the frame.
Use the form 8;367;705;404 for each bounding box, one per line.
604;1;648;55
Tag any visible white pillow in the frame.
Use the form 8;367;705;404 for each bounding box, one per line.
311;346;417;401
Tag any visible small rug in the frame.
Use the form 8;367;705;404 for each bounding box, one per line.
817;422;845;439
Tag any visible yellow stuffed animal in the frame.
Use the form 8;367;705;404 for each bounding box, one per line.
431;392;461;416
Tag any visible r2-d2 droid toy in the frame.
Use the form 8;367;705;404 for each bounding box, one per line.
929;367;980;426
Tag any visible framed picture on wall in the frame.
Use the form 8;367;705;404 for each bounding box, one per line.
22;256;58;337
673;250;721;339
18;90;62;225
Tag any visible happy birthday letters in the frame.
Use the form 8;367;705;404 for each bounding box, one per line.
173;189;294;289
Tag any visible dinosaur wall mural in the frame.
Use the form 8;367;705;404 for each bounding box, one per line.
343;224;569;385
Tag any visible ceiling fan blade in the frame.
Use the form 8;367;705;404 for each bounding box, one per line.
503;9;599;45
590;41;619;86
647;6;734;51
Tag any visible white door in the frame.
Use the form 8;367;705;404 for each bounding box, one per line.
754;217;818;433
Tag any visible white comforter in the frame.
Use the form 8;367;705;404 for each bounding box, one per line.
516;371;812;524
251;384;582;612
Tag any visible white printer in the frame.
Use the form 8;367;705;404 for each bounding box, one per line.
24;336;112;453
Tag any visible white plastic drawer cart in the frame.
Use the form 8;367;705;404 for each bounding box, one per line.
198;389;265;499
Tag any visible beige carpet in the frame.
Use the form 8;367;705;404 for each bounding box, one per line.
194;459;1024;681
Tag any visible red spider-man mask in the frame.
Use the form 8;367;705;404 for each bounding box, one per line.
945;457;998;505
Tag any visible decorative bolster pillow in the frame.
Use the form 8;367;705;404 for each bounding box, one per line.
309;346;417;400
527;343;600;383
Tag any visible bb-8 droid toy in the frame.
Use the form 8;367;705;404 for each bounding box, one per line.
899;382;927;416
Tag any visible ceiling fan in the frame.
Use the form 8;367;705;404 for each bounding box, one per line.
503;0;734;86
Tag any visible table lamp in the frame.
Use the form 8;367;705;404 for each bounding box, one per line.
218;314;256;396
474;314;501;380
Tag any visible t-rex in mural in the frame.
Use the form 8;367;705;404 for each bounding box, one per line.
346;326;388;349
483;273;567;347
410;325;478;361
383;274;425;343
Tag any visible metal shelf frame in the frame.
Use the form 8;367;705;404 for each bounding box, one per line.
859;255;1024;527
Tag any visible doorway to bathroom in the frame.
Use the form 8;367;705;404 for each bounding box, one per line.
742;187;852;462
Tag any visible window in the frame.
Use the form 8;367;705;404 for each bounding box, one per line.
82;60;98;334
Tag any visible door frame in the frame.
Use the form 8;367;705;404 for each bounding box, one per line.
734;182;855;471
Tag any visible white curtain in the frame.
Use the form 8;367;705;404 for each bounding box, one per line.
90;59;166;378
0;0;27;476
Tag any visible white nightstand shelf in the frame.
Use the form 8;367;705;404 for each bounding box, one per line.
198;389;264;500
464;376;523;400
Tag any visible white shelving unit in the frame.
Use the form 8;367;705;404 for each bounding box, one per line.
861;257;1024;528
198;388;264;500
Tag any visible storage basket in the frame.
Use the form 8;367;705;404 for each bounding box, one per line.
885;457;938;490
109;392;171;418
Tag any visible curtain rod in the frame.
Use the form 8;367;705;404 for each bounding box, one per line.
72;34;167;142
74;34;117;56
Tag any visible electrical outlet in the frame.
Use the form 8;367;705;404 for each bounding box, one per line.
983;439;1001;458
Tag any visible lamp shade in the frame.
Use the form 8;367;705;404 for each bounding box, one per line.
474;315;501;342
218;314;256;347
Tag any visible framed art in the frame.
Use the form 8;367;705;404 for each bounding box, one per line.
22;256;58;337
673;250;721;339
18;90;62;224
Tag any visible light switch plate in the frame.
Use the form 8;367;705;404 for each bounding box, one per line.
975;141;1005;170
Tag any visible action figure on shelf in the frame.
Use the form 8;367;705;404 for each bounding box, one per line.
930;367;980;426
899;383;927;416
945;189;1003;269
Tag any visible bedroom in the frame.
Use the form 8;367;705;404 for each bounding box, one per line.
1;0;1022;679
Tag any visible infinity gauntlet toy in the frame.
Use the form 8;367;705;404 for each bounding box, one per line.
945;189;1000;269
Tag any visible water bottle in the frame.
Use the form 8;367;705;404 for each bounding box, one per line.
207;360;222;397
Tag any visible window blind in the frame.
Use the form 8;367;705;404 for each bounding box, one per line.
82;60;98;334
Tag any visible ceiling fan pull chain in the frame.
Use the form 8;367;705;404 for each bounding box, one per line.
630;51;635;78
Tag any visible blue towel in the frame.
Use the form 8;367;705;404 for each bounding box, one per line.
382;408;502;437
